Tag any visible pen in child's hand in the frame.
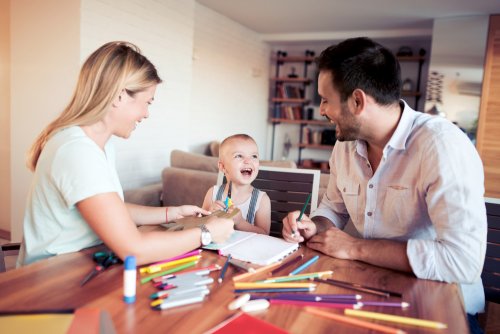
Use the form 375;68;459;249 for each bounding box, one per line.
292;193;311;237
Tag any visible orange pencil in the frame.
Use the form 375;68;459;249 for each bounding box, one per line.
305;307;406;334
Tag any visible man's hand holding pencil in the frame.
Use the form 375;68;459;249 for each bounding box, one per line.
282;212;317;243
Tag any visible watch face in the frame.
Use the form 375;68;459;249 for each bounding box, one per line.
201;231;212;245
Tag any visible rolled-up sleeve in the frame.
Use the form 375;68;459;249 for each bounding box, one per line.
406;127;487;284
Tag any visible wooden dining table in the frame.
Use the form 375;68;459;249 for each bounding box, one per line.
0;243;469;333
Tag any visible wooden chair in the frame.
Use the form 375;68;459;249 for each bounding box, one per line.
0;243;21;272
483;200;500;304
217;166;321;238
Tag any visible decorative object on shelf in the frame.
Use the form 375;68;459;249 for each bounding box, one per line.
425;71;446;117
282;134;292;159
396;46;413;57
419;48;426;57
288;67;298;78
402;78;413;92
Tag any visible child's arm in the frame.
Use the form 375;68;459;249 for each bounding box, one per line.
233;193;271;235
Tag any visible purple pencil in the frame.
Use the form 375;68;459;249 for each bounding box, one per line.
271;254;304;275
277;293;361;300
360;301;410;308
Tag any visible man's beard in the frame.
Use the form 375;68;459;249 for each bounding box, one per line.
335;103;361;142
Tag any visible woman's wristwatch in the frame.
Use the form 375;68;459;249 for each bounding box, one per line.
199;224;212;246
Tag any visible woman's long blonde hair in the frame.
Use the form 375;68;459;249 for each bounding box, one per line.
26;41;162;171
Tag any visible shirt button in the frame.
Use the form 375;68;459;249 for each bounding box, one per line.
367;212;372;216
369;184;373;189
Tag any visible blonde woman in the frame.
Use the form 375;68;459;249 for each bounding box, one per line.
18;42;233;266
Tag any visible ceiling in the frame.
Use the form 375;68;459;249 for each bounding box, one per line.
197;0;500;42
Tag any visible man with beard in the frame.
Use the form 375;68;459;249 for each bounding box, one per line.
282;37;486;334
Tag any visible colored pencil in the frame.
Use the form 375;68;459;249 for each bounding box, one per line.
345;309;447;329
275;293;361;300
270;299;361;309
142;249;202;269
234;282;316;289
314;278;397;298
234;287;315;293
141;255;202;274
253;295;358;304
140;261;198;284
152;264;220;283
292;193;311;237
152;294;206;310
359;301;410;308
232;261;283;282
260;270;332;283
218;254;232;283
289;255;319;276
305;307;406;334
270;254;304;275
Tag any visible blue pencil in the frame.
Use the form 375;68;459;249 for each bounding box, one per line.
289;255;319;276
218;254;232;283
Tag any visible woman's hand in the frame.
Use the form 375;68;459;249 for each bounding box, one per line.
205;217;234;244
167;205;210;221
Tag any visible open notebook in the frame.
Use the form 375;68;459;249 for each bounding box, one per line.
204;230;299;265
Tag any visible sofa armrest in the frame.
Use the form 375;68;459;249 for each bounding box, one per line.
124;183;163;207
162;167;218;207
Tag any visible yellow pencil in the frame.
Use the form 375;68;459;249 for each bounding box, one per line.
234;282;316;289
345;309;447;329
305;307;406;334
232;261;283;282
140;255;201;274
260;270;333;283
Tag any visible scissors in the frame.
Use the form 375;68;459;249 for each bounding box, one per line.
80;251;122;286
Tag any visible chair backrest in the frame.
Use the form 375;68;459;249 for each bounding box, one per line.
0;243;21;272
483;199;500;304
217;166;321;238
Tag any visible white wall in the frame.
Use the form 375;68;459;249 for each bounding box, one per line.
0;0;10;236
190;3;270;155
6;0;270;240
426;16;489;131
10;0;80;241
81;0;196;191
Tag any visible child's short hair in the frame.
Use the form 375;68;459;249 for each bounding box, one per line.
219;134;257;155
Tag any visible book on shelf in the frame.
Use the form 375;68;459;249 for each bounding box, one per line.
279;105;303;120
203;230;299;265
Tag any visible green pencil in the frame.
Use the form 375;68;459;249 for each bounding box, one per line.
292;193;311;237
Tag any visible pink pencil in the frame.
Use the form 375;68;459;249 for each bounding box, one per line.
270;299;361;309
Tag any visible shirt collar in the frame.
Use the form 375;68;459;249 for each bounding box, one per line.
385;100;417;151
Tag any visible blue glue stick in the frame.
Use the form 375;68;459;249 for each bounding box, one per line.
123;255;137;303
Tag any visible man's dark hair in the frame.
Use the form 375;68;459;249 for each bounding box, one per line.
316;37;401;105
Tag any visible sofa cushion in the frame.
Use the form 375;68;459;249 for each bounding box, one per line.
162;167;218;207
170;150;219;173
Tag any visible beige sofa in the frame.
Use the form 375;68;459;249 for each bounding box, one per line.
124;150;329;208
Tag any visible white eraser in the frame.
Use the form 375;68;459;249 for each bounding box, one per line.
240;299;270;312
228;293;251;310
